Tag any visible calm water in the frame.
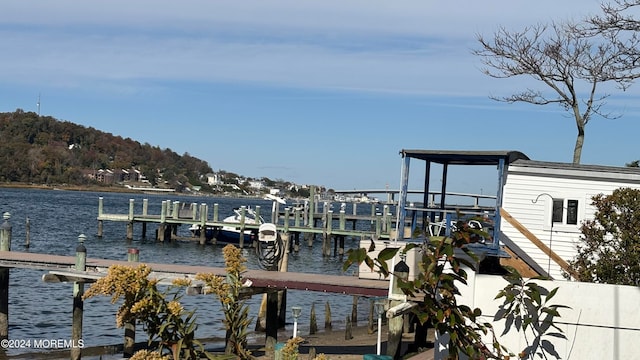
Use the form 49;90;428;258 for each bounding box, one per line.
0;188;385;357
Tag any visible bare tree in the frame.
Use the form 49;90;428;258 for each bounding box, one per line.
474;18;640;164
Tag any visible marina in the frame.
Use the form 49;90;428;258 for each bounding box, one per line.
0;188;406;359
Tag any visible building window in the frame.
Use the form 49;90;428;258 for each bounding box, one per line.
567;199;579;225
552;199;564;223
550;198;580;226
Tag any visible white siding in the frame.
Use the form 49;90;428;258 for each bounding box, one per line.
502;165;640;280
438;272;640;359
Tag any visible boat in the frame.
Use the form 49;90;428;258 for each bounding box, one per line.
189;207;264;245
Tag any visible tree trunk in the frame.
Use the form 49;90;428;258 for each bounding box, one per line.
573;117;585;164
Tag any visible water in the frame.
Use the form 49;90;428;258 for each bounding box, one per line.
0;188;384;357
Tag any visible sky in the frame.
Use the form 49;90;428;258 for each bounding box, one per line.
2;0;640;194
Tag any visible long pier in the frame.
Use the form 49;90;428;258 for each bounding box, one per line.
0;251;387;297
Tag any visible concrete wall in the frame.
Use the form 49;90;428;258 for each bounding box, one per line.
435;272;640;359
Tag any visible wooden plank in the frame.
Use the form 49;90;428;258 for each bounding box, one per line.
500;208;579;279
0;251;389;297
499;246;542;278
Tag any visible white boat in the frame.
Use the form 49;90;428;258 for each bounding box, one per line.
189;207;264;245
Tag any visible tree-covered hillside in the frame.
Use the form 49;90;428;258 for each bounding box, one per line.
0;109;213;191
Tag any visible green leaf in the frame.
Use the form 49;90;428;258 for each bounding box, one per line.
378;247;400;262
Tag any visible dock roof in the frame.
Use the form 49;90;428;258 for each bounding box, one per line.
400;150;529;165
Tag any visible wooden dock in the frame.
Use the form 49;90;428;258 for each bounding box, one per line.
0;244;391;359
0;250;388;296
96;194;398;252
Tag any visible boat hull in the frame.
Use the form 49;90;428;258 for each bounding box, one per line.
190;225;257;246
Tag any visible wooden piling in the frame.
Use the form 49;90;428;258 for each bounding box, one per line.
198;203;207;245
351;295;358;325
0;213;11;341
25;217;30;248
265;291;279;351
124;248;139;357
309;303;317;335
126;199;135;240
368;299;375;334
387;257;409;359
293;232;300;253
324;301;332;330
141;222;147;239
97;197;104;237
345;315;353;340
71;234;86;360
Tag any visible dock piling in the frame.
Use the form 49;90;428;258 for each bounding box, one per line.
25;217;30;248
97;197;104;238
0;213;11;341
387;256;409;359
124;248;139;357
71;234;86;360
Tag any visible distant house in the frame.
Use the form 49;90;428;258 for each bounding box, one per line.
248;180;265;191
96;169;115;184
501;160;640;279
206;173;220;186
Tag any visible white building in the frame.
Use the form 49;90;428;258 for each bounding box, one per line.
501;160;640;279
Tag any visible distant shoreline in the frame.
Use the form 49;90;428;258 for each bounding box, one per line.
0;182;144;194
0;182;264;199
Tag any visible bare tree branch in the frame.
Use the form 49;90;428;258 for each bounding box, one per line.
474;16;638;164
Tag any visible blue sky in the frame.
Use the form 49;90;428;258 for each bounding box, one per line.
2;0;639;193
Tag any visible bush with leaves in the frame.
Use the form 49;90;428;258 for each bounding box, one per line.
346;219;568;359
197;244;253;359
83;264;211;359
345;223;506;359
495;268;569;360
568;187;640;285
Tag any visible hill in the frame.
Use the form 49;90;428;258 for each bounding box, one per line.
0;109;213;192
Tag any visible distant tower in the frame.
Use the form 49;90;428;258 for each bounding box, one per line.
36;93;41;116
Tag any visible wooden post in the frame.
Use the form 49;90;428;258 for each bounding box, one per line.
199;203;207;245
351;295;358;325
71;234;86;360
0;212;11;341
309;303;317;335
293;232;300;253
368;299;375;334
25;217;30;248
158;201;167;242
345;315;353;340
127;199;134;240
141;222;147;239
322;210;332;256
97;197;104;238
308;186;315;229
387;256;409;359
324;301;332;330
142;199;148;216
238;206;246;248
277;233;290;328
124;248;139;357
283;208;290;234
265;291;279;351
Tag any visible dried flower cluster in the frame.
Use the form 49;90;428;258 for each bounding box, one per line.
129;349;170;360
281;337;304;360
196;244;252;359
84;264;157;327
84;263;209;359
